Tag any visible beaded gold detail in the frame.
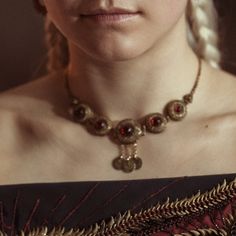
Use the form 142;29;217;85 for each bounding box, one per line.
166;100;187;121
65;57;202;173
2;178;236;236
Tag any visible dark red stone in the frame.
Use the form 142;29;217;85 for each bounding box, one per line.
174;104;183;113
95;119;108;130
149;117;162;127
119;124;135;137
74;106;86;119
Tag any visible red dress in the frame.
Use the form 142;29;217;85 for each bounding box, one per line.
0;173;236;235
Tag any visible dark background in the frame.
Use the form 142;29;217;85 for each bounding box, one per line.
0;0;46;92
0;0;236;92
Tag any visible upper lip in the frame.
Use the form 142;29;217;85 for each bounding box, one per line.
81;7;140;16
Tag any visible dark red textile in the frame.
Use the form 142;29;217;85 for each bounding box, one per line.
0;173;236;235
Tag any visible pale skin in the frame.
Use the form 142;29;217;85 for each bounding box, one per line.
0;0;236;185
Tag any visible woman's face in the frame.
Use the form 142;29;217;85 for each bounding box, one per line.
42;0;188;62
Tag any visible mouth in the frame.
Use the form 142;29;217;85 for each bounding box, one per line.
80;7;142;25
81;13;140;23
80;7;141;16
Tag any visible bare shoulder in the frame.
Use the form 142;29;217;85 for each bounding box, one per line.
0;71;66;157
0;71;64;114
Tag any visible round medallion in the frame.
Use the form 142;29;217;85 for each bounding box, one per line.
112;157;123;170
145;113;167;133
122;159;135;173
69;103;93;123
115;119;143;144
166;100;187;121
133;157;143;170
87;116;112;135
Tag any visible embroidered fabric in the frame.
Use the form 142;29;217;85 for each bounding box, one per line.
0;173;236;236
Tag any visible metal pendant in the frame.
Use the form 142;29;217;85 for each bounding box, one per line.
112;142;143;173
112;119;144;173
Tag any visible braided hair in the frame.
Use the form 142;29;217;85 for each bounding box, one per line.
44;18;69;73
187;0;221;69
33;0;221;73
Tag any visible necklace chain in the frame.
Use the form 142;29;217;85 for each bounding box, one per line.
63;57;202;173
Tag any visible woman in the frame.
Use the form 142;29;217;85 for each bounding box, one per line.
0;0;236;235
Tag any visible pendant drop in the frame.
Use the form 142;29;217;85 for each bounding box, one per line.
112;119;144;173
112;142;143;173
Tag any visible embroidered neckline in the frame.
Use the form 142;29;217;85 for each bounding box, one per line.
1;177;236;236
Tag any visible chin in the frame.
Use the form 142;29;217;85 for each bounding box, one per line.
86;41;150;62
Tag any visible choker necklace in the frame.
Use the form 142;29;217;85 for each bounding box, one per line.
64;57;202;173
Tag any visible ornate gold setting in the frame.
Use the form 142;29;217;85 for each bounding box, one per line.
69;102;94;123
166;100;187;121
145;113;167;133
87;116;113;136
115;119;143;145
2;178;236;236
113;120;144;173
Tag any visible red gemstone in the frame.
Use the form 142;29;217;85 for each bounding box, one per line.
95;119;108;130
149;117;162;127
119;125;134;137
174;104;183;113
74;106;86;119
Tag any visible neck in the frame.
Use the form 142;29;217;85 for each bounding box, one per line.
66;16;201;121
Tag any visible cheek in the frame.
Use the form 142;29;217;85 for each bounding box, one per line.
44;0;80;33
144;0;188;34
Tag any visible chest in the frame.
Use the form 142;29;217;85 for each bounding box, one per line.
0;114;236;185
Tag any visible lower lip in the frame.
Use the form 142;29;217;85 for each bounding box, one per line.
81;13;140;24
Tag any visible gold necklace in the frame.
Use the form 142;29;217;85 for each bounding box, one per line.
64;57;202;173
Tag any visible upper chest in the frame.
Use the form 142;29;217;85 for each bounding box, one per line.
0;110;236;184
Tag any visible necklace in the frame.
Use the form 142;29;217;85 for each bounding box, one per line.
64;57;202;173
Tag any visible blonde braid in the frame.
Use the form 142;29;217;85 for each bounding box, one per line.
44;17;69;73
187;0;221;68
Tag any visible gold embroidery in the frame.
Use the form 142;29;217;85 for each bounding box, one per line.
1;177;236;236
223;207;236;235
174;228;227;236
174;207;236;236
